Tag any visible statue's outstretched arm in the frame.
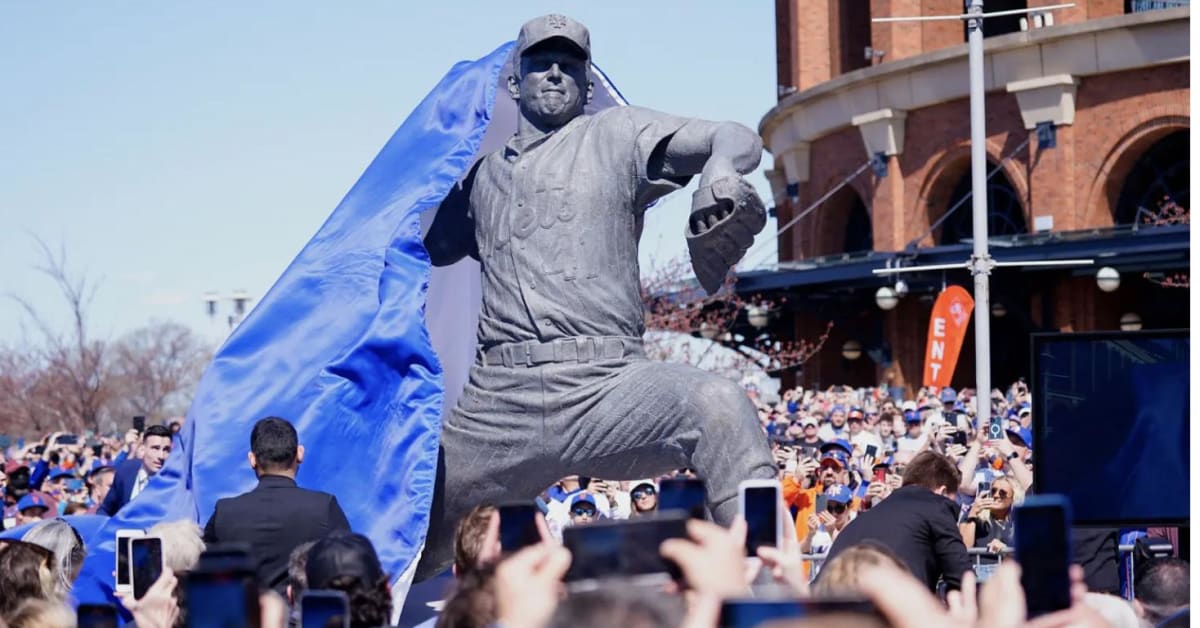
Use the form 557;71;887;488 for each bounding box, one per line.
649;120;767;295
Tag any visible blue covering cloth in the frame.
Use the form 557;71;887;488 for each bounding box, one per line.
72;41;517;605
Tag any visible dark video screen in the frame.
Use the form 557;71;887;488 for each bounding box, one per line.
1032;331;1189;525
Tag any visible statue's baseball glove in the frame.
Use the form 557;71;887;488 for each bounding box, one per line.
685;176;767;294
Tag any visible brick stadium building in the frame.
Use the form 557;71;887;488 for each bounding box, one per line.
738;1;1189;392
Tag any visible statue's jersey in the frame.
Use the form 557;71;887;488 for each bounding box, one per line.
463;106;691;348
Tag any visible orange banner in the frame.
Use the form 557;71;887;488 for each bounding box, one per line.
922;286;974;388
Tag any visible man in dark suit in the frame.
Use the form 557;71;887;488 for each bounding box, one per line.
98;425;174;516
203;416;351;594
820;451;971;590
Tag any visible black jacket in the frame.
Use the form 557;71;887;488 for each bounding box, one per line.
822;485;971;590
202;474;351;594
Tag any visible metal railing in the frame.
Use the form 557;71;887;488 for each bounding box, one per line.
799;544;1142;594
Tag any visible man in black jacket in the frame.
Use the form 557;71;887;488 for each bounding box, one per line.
820;451;971;590
203;417;351;594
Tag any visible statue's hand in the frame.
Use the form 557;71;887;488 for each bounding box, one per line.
685;176;767;294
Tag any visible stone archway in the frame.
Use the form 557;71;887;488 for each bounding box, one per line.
810;176;873;257
1113;130;1189;225
1083;115;1189;229
918;144;1030;247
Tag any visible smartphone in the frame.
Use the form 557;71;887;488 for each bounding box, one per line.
815;494;829;515
115;529;145;594
658;477;707;520
299;590;350;628
186;545;262;628
719;598;879;628
497;502;541;554
739;479;781;556
1015;495;1073;617
130;537;164;600
132;416;146;433
977;481;992;498
77;604;119;628
864;444;878;460
57;434;80;445
562;512;689;588
872;468;886;483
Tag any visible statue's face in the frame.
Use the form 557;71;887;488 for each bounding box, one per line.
512;41;591;130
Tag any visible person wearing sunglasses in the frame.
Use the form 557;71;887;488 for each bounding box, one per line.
567;492;601;526
960;476;1023;581
628;480;658;518
801;484;854;556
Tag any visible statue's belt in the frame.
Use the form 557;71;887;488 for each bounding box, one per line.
479;336;644;368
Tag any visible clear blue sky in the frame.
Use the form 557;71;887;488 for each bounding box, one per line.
0;1;778;345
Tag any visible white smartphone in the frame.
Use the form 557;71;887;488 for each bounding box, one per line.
114;529;145;594
738;479;782;556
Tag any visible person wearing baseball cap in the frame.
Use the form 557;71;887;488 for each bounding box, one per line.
305;532;391;627
568;491;600;526
798;416;823;448
627;479;658;518
897;411;928;453
16;493;50;527
820;439;852;458
801;484;855;557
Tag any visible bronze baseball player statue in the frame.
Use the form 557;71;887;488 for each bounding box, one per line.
419;13;774;579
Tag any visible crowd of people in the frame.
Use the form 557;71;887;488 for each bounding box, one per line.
0;382;1190;628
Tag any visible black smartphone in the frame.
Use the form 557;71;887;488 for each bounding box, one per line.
186;544;262;628
864;444;878;460
562;512;689;586
300;590;350;628
658;477;707;520
719;598;879;628
77;604;119;628
131;537;164;600
977;481;992;498
1015;495;1073;618
132;416;146;433
815;494;829;514
497;502;541;553
740;481;780;556
57;434;80;445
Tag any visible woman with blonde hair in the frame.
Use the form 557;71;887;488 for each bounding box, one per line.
811;542;907;597
959;475;1023;580
21;519;86;600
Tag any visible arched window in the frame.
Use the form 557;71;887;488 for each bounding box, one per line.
1114;130;1189;225
842;196;873;253
938;164;1026;245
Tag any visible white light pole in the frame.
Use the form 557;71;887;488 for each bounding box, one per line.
871;2;1080;439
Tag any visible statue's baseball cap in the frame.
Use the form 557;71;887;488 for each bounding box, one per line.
516;14;591;61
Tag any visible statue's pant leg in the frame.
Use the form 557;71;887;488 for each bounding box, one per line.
546;359;776;525
415;366;564;582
